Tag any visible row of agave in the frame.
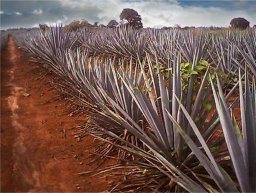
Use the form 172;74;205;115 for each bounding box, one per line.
20;26;256;192
79;27;256;78
20;26;256;77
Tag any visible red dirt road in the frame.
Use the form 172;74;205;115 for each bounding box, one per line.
1;36;110;192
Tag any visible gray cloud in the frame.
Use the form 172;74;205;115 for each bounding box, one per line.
1;0;255;29
32;9;43;15
1;0;102;28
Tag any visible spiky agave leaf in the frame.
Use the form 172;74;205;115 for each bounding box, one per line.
210;71;256;192
237;38;256;77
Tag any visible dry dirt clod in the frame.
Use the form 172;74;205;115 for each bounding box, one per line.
21;91;30;97
77;137;81;142
62;129;66;139
24;93;30;97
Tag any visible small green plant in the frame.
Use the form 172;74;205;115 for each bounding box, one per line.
180;60;209;91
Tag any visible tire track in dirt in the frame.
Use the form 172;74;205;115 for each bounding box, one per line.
1;36;111;192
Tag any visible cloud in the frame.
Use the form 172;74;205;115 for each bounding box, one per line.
1;0;255;29
32;9;43;15
14;11;22;16
44;20;63;26
113;0;256;27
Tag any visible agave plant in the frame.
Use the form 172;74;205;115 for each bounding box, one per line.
146;29;179;65
210;35;239;74
167;70;256;192
21;26;78;76
82;26;148;60
63;49;147;158
235;30;256;77
176;30;211;64
84;52;244;191
89;65;256;192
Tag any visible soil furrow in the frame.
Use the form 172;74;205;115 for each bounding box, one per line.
1;36;109;192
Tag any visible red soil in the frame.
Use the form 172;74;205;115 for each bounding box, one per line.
1;36;112;192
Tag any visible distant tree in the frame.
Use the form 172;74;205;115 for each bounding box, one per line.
253;25;256;28
161;26;171;30
107;20;118;28
80;20;93;27
99;24;106;28
39;24;49;32
174;24;181;29
64;20;93;31
209;26;221;30
230;17;250;29
65;20;79;31
119;8;143;29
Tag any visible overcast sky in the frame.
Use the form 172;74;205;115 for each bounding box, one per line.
1;0;256;29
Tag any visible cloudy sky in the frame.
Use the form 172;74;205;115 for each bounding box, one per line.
1;0;256;29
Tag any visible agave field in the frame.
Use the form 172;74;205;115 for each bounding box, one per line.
13;26;256;192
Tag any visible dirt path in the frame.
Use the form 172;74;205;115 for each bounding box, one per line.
1;36;111;192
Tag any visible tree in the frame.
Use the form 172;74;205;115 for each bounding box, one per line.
230;17;250;29
107;20;118;28
39;24;49;32
99;24;106;28
64;20;93;31
174;24;181;29
94;22;98;27
161;26;171;30
80;20;93;27
119;8;143;29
